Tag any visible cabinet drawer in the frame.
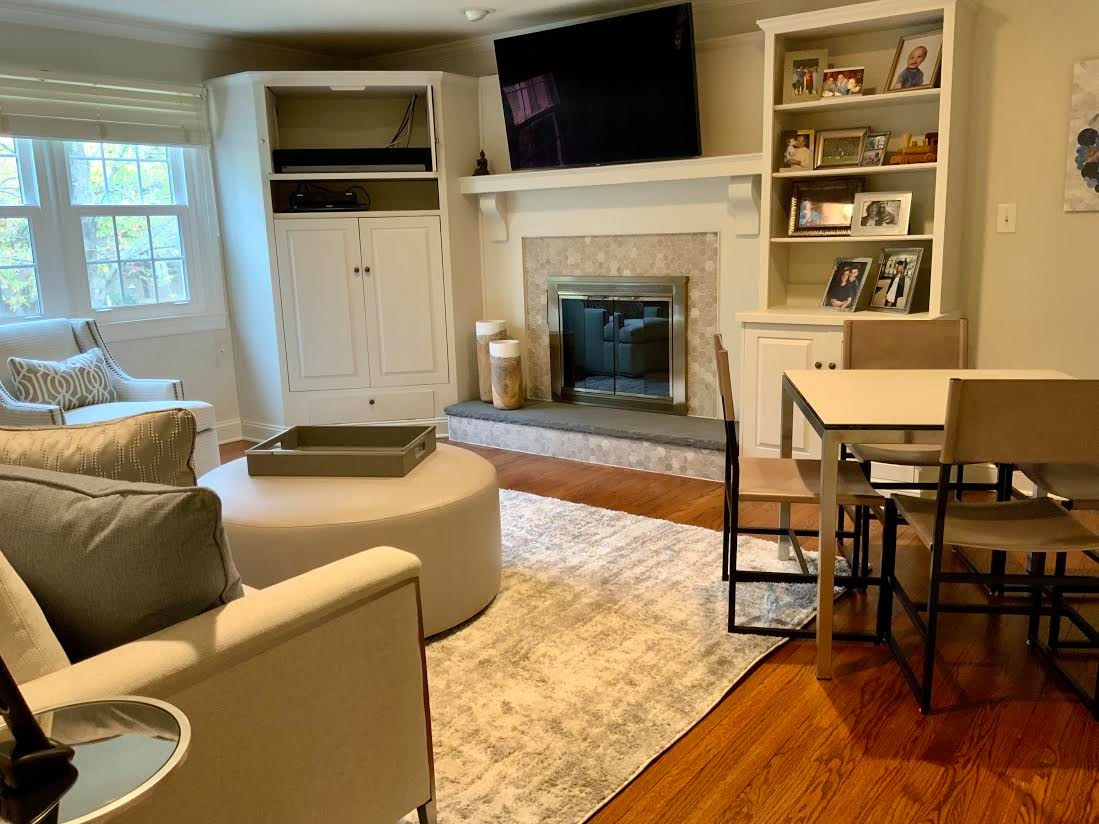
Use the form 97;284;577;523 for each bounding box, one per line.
306;389;435;425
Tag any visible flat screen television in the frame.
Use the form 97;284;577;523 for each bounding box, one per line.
494;4;701;171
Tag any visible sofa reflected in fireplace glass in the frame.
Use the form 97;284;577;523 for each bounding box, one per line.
548;277;687;415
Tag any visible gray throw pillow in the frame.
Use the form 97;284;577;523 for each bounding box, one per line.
0;464;243;661
8;348;117;410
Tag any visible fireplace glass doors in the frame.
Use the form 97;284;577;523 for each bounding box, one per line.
548;277;687;415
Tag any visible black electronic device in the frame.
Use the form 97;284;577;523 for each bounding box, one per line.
288;183;372;213
493;3;701;171
273;147;433;174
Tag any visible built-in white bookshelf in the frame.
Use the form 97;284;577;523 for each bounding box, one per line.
753;0;973;320
736;0;974;461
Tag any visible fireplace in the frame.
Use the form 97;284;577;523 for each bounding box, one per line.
547;276;687;415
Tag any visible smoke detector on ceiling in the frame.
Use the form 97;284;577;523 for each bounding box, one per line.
463;8;495;22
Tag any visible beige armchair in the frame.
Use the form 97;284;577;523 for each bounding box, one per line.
20;547;438;824
0;318;220;476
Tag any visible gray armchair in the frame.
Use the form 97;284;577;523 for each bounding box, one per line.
0;318;220;476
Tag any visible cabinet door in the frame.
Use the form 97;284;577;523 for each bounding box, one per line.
742;327;842;458
274;219;370;392
359;216;450;387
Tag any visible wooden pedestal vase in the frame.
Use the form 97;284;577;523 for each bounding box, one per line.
489;339;524;410
476;320;508;403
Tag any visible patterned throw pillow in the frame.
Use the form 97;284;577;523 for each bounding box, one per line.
0;409;198;487
8;348;117;410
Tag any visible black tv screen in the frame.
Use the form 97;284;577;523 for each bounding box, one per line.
494;4;701;171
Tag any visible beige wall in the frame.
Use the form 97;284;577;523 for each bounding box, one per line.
370;0;1099;379
961;0;1099;377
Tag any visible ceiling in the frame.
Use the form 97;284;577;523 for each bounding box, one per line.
7;0;670;57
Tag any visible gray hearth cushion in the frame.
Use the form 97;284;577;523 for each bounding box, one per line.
0;464;244;661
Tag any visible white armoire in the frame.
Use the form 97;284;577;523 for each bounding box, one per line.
206;71;483;439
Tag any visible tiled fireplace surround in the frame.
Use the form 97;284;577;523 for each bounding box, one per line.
524;233;720;417
447;233;726;481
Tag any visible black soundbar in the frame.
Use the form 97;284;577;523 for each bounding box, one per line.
273;148;433;174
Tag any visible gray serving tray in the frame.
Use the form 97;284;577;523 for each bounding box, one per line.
245;425;436;478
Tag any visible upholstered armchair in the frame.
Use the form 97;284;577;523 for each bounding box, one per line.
0;318;220;476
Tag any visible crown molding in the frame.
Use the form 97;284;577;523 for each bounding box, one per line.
0;0;333;61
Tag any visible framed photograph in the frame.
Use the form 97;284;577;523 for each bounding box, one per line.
887;30;944;92
851;191;912;236
859;131;891;167
779;129;815;170
820;257;874;311
788;178;865;237
815;127;870;169
868;247;924;313
783;49;828;104
821;67;865;97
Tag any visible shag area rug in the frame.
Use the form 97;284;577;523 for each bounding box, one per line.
402;490;840;824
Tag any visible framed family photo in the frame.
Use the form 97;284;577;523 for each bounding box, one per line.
887;30;943;92
815;127;869;169
859;132;891;167
783;49;828;104
820;257;873;311
821;67;865;97
868;247;924;313
788;178;864;237
779;129;815;170
851;191;912;236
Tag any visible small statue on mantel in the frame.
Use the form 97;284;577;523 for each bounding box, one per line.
473;150;491;176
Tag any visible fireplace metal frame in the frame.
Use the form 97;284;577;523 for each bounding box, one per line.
547;276;688;415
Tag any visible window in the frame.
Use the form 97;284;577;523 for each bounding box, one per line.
0;136;220;329
61;142;192;311
0;137;43;317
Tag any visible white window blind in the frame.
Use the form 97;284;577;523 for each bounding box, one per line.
0;72;209;147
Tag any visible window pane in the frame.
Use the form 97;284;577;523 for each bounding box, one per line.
155;260;188;302
80;214;189;309
0;218;41;317
121;261;156;305
88;263;122;308
66;142;180;206
115;216;150;260
81;216;118;262
0;137;26;206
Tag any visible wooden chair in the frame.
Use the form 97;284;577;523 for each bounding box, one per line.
714;334;885;639
880;379;1099;717
1021;464;1099;568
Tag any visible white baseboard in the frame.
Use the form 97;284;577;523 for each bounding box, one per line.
215;418;243;444
239;417;449;443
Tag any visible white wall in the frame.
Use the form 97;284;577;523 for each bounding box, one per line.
0;16;333;438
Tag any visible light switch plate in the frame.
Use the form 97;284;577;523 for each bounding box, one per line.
996;203;1017;234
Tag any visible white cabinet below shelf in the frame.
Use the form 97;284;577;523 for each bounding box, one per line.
275;214;450;394
740;325;843;459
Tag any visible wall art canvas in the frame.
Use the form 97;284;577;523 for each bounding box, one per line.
1065;59;1099;212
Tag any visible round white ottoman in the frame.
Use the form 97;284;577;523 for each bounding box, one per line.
201;443;502;636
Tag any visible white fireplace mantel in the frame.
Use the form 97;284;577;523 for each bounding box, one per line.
459;153;764;242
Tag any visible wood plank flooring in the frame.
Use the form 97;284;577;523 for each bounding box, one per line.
219;441;1098;823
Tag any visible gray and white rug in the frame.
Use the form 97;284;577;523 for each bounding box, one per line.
403;490;840;824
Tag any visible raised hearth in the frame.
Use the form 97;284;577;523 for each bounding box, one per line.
445;400;724;480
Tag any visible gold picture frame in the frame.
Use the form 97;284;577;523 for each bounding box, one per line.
886;29;944;93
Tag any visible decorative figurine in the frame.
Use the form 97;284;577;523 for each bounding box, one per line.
888;132;938;165
473;151;490;176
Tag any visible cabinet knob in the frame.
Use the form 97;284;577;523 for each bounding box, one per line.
828;362;836;370
368;399;375;405
814;361;822;369
364;266;371;274
353;267;361;275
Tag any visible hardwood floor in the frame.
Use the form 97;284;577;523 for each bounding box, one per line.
219;440;1099;823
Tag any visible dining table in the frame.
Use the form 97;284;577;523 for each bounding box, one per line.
778;367;1074;679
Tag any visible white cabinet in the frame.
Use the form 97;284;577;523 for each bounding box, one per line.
275;215;450;394
740;325;842;458
359;217;449;387
274;219;369;392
